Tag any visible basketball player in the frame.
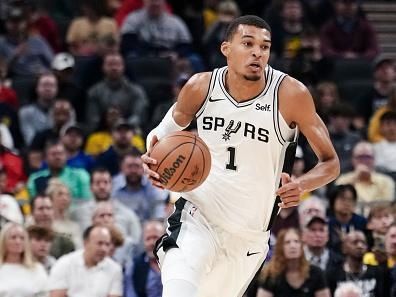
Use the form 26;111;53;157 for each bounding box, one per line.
141;15;340;297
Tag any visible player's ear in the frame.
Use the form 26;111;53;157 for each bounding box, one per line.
221;41;230;58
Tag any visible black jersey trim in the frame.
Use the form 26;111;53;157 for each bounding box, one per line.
272;75;286;146
218;66;273;108
266;141;298;232
153;198;187;260
196;69;218;119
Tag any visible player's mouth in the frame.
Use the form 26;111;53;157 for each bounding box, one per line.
248;62;261;71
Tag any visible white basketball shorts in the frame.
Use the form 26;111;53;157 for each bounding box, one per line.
154;198;270;297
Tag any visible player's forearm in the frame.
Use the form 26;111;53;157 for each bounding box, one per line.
146;103;189;149
295;156;340;194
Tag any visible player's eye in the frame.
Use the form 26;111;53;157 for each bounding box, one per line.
261;45;270;50
243;41;252;47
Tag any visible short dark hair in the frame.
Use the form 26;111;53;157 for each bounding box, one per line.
224;15;271;41
328;184;357;213
30;195;51;212
90;167;111;184
121;147;143;163
27;225;54;241
379;111;396;123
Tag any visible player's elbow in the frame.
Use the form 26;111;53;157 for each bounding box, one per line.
327;155;340;182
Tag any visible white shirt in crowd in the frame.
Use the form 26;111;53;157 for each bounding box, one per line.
48;250;122;297
0;263;48;297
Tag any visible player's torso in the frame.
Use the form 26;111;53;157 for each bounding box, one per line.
184;66;296;236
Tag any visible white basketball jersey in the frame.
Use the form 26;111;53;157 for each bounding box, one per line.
183;65;298;239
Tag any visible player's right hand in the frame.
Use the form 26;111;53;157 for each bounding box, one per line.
141;135;164;189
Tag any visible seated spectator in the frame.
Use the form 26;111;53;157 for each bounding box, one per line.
60;124;94;171
334;282;363;297
373;111;396;174
120;0;193;58
85;52;148;132
112;151;168;222
66;0;118;56
124;220;165;297
51;52;86;121
336;141;395;208
0;143;26;194
18;73;58;146
70;167;141;245
327;103;362;173
257;228;331;297
320;0;379;59
26;1;61;52
92;201;136;267
203;0;240;69
46;178;83;248
298;195;327;226
95;120;141;175
30;99;76;151
27;225;56;273
85;106;145;156
0;222;48;296
364;209;395;268
27;140;92;201
326;230;388;297
327;184;367;254
48;225;122;297
29;195;75;259
363;57;396;130
303;215;344;272
0;56;18;110
0;7;54;78
314;81;340;124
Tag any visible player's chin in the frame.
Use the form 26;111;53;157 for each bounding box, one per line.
243;74;261;81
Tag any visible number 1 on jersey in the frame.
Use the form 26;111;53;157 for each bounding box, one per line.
226;147;237;170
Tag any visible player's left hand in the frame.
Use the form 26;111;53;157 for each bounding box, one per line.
276;173;303;208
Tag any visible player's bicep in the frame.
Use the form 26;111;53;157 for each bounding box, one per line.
173;72;211;127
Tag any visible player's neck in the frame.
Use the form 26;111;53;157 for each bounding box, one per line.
225;70;265;102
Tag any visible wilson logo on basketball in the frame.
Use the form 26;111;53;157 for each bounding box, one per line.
159;155;186;185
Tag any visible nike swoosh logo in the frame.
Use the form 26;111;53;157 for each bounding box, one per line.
247;251;261;257
208;97;226;102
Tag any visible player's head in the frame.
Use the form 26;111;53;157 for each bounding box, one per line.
221;15;271;82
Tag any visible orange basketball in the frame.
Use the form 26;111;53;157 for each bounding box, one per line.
149;131;211;192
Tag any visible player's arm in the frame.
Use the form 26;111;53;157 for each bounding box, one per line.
142;72;212;187
276;77;340;208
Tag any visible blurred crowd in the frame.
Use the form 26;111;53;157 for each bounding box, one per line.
0;0;395;296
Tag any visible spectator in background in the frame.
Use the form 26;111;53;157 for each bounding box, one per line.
0;101;23;149
314;81;340;124
46;178;83;248
326;230;388;297
30;99;75;152
26;1;61;52
48;226;122;297
336;141;395;208
85;106;145;156
51;52;86;121
203;0;240;69
320;0;379;59
369;84;396;143
361;56;396;128
0;169;24;226
327;103;362;173
0;6;54;78
385;224;396;268
373;111;396;174
70;167;142;245
124;220;165;297
27;141;92;201
112;150;168;222
120;0;193;59
327;184;367;254
303;215;344;272
29;195;75;259
95;120;140;176
301;0;334;28
334;282;363;297
85;52;149;132
0;56;18;110
0;222;48;296
257;228;331;297
0;141;26;194
60;124;94;172
66;0;118;56
18;73;58;146
27;225;56;273
298;195;327;229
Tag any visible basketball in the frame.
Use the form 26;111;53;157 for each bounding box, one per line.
149;131;211;192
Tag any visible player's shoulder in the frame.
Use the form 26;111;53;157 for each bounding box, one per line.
181;71;213;98
279;75;311;100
